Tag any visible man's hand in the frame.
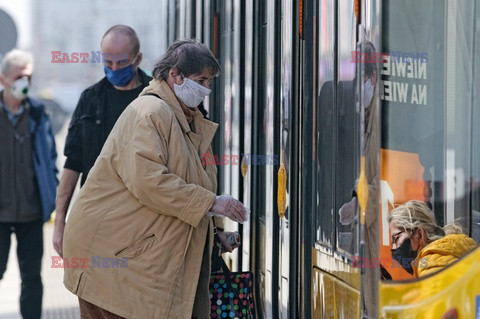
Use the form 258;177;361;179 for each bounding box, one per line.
52;219;65;257
52;168;80;258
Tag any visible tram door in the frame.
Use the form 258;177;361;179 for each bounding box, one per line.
237;0;273;317
261;0;279;317
277;1;300;318
213;0;279;316
308;0;367;317
246;1;300;317
213;0;244;269
243;0;294;318
240;0;255;274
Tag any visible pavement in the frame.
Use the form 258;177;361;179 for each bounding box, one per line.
0;223;80;319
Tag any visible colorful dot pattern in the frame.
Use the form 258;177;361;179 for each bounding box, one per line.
209;272;256;318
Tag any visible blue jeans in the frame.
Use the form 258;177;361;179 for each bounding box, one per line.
0;220;43;319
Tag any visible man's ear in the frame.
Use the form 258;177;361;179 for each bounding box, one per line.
134;52;143;67
0;74;8;88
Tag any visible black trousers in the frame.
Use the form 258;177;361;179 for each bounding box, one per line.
0;220;44;319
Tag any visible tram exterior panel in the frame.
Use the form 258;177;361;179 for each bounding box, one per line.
167;0;480;318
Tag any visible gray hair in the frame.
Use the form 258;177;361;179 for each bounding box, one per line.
1;49;34;76
101;25;140;56
388;200;445;243
152;39;221;81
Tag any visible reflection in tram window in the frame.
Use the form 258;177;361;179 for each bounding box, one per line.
381;0;480;281
361;40;381;319
315;0;335;248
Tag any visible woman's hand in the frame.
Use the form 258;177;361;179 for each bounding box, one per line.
217;230;241;253
210;195;248;223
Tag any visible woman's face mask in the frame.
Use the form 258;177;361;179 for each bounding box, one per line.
174;75;211;109
391;232;418;274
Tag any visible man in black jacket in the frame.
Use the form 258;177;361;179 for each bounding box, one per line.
53;25;152;257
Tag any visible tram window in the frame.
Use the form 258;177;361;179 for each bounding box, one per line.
381;0;480;279
470;0;480;243
315;0;359;255
335;80;359;255
315;0;335;248
335;0;358;255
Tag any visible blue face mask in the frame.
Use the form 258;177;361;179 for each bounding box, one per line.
104;63;136;87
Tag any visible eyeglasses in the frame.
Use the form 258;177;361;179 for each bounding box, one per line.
391;230;406;247
392;228;417;247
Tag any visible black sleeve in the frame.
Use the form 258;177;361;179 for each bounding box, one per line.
63;91;87;173
380;265;392;280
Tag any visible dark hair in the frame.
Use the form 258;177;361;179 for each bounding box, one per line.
152;39;221;81
101;25;140;56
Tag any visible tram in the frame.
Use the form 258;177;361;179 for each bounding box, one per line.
166;0;480;318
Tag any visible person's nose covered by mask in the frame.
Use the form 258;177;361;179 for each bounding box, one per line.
391;232;419;274
7;76;31;101
174;75;211;109
104;54;138;87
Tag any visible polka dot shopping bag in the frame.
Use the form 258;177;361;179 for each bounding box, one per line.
210;240;256;318
209;271;256;318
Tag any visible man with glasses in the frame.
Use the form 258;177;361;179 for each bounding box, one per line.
53;25;151;257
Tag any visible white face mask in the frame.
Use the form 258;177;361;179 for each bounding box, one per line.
9;76;30;101
363;78;375;109
174;76;211;109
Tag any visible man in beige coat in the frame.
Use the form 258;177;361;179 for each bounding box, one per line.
63;39;246;319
